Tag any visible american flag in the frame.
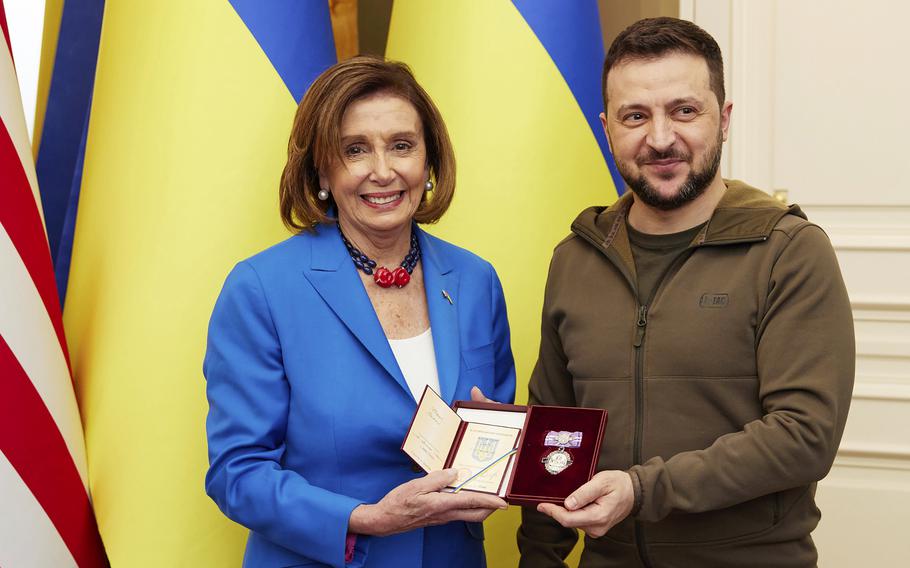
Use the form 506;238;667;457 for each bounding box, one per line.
0;2;106;566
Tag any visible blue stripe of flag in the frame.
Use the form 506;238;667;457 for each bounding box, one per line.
53;99;91;304
511;0;625;194
35;0;105;305
229;0;337;103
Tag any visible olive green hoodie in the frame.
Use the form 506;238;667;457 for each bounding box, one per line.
519;181;855;568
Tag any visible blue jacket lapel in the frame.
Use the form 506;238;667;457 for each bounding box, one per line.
301;224;409;394
419;230;461;404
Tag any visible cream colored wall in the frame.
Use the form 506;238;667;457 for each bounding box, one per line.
682;1;910;565
599;0;680;46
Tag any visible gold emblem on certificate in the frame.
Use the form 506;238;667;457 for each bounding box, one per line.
472;437;499;462
542;430;583;475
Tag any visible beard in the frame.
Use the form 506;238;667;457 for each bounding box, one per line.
616;130;724;211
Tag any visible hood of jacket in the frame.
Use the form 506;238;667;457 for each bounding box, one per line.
570;179;807;259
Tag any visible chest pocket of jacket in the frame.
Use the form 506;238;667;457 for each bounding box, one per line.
462;343;494;370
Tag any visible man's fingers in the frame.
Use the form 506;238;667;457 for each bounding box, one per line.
470;386;494;403
565;473;610;510
538;502;602;529
537;503;577;527
537;502;567;523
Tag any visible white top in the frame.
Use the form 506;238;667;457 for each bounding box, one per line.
388;327;441;401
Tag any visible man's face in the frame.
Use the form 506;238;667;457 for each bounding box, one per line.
602;52;732;210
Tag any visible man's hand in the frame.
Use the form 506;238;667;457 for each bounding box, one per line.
536;470;635;538
349;469;507;537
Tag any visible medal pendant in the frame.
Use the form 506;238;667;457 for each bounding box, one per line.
542;447;573;475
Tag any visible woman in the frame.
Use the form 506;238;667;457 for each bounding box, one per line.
204;56;515;568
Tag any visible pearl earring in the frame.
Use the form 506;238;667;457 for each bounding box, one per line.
317;189;330;201
424;179;434;191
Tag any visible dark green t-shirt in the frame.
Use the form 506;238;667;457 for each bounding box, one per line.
627;221;707;305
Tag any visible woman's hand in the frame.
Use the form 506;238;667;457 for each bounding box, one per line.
348;468;507;537
470;386;495;403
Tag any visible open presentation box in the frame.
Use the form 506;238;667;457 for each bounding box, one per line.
401;387;607;506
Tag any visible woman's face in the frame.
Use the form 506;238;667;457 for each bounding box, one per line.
320;92;428;244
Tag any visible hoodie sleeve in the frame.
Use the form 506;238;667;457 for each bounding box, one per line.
629;224;855;521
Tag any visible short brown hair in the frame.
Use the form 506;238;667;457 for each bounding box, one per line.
602;17;725;108
279;56;456;231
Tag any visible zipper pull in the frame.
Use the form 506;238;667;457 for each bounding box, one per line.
633;305;648;347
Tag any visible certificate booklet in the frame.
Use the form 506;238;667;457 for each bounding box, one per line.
401;387;520;496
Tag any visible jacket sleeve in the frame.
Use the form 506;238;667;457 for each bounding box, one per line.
518;253;579;567
630;224;855;522
490;263;517;405
203;262;364;568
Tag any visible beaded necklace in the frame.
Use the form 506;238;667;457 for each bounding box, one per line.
338;225;420;288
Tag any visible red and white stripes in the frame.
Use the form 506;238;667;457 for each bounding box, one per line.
1;4;107;567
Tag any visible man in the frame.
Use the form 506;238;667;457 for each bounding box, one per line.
518;17;854;568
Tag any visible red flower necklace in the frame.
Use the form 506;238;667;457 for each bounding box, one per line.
338;225;420;288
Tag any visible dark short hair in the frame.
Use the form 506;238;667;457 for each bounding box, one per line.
279;56;456;231
602;17;725;108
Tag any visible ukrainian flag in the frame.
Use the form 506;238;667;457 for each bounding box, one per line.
33;0;104;304
58;2;334;565
386;1;620;563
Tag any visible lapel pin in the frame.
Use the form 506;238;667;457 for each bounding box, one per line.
441;290;454;305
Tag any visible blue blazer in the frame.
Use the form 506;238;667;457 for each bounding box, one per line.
204;223;516;568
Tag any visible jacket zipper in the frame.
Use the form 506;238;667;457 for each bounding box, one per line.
633;304;648;469
632;304;654;568
630;247;697;568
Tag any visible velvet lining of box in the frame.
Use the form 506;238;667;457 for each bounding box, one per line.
508;405;606;503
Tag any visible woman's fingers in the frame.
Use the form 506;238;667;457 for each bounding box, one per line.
412;468;458;492
440;491;508;511
470;386;494;403
437;506;500;524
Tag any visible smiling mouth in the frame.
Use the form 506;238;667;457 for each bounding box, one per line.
645;159;684;166
362;191;403;205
